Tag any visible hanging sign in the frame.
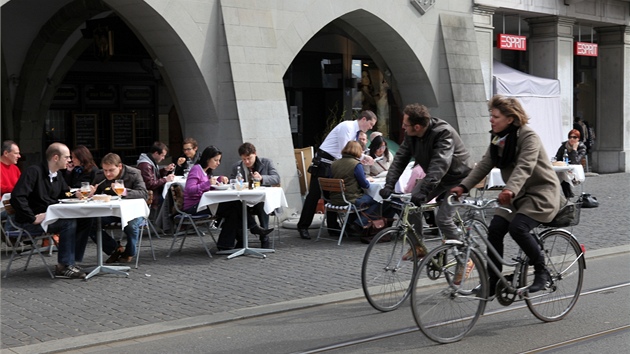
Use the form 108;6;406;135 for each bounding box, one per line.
574;42;598;57
497;34;527;51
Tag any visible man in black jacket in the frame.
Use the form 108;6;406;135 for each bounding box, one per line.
380;104;472;242
10;142;91;279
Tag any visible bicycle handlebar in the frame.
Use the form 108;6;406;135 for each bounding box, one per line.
446;194;512;213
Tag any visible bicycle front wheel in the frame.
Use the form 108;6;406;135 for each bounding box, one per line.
523;229;585;322
411;244;487;343
361;227;417;312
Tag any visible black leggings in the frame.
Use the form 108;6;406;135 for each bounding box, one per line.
487;213;543;278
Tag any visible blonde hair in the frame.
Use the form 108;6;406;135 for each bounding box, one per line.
341;141;363;158
488;94;529;126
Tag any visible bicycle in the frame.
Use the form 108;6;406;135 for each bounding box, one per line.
361;194;488;312
411;195;585;343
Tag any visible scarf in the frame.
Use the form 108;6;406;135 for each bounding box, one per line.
490;124;519;169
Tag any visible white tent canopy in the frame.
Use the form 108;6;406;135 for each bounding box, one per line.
493;60;563;158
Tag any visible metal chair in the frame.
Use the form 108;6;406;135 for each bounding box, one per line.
2;200;56;279
316;178;369;245
167;184;220;258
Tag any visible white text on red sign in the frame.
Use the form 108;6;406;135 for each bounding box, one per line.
574;42;598;57
498;34;527;51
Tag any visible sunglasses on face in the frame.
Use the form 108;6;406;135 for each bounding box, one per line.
569;136;579;139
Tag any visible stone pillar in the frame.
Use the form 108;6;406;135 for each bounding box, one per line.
527;16;575;132
593;26;630;173
473;5;495;100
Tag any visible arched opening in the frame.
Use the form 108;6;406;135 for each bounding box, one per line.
282;12;433;152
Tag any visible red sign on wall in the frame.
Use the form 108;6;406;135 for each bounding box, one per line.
497;34;527;51
574;42;598;57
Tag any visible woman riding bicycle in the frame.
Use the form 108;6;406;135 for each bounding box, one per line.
451;94;564;295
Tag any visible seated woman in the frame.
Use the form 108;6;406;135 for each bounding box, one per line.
331;141;382;235
63;145;97;188
183;146;272;250
554;129;586;198
364;134;393;177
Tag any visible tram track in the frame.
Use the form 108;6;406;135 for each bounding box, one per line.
293;281;630;354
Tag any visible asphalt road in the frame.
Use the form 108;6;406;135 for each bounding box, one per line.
51;250;630;354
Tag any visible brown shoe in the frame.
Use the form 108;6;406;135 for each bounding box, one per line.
118;255;133;263
105;246;124;264
402;246;426;261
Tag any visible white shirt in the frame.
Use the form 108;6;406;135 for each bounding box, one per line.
318;120;360;160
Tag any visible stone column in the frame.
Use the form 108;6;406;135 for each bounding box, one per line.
593;25;630;173
473;5;495;100
527;16;575;132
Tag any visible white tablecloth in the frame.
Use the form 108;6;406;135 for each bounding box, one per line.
198;187;288;215
42;199;150;231
366;177;386;202
487;165;586;189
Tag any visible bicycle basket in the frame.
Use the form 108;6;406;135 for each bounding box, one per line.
543;200;581;227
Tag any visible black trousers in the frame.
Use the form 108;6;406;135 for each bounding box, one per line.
297;162;340;230
487;213;544;279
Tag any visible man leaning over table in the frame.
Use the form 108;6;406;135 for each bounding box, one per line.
9;142;91;279
296;110;377;240
85;153;148;264
137;141;175;215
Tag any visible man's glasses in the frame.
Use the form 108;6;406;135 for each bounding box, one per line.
183;148;193;151
402;122;411;128
569;136;579;139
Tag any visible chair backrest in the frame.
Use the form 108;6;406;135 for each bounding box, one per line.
318;177;351;206
170;184;185;214
294;147;314;195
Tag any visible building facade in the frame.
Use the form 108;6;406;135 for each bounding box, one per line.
2;0;629;209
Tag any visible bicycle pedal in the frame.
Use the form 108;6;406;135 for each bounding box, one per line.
444;239;463;245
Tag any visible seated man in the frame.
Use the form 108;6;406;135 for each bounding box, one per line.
137;141;175;213
89;153;148;264
10;142;91;279
230;142;279;248
174;137;201;176
1;140;21;195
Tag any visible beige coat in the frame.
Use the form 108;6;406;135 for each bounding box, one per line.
460;125;563;223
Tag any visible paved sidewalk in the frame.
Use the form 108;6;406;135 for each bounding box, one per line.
1;173;629;353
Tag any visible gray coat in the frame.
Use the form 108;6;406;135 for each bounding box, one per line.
385;117;472;198
460;124;563;223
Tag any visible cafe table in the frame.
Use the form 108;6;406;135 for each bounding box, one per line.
197;186;288;259
487;164;586;189
41;198;149;280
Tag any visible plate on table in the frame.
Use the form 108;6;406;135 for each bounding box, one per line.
110;196;120;200
213;184;231;190
59;198;87;203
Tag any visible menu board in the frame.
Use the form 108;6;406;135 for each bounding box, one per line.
73;114;98;149
111;113;136;149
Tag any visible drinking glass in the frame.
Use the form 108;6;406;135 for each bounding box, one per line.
80;182;91;199
113;179;125;197
253;177;261;189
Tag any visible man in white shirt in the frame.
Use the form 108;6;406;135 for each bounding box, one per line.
297;110;377;240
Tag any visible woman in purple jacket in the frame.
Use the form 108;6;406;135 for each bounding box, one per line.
183;145;227;213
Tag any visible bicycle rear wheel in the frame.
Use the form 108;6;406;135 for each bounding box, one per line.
362;227;417;312
411;244;487;343
523;229;585;322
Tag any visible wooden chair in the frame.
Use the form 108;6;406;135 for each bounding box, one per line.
2;200;56;279
167;184;219;258
316;178;369;245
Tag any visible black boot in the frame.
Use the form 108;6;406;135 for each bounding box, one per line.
250;225;274;237
260;235;270;249
529;266;551;293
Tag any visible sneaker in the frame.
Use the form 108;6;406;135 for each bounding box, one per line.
453;259;475;285
402;246;426;261
105;246;125;264
55;264;86;279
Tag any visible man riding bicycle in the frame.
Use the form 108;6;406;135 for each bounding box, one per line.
379;104;472;262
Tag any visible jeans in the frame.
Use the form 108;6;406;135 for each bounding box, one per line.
354;194;380;226
12;218;89;266
88;216;143;257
